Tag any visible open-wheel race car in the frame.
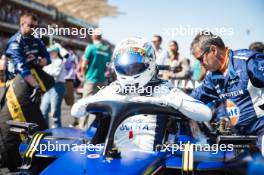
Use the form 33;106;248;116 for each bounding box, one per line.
7;100;264;175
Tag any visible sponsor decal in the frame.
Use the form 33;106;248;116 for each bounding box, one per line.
87;154;100;159
225;99;240;126
119;123;149;131
219;89;244;99
172;79;201;90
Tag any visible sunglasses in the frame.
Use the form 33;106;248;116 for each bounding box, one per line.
197;47;210;62
22;23;38;29
29;24;38;28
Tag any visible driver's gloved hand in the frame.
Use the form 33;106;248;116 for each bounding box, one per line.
30;85;42;104
129;88;186;109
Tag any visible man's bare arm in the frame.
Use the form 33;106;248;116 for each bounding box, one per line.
80;57;88;78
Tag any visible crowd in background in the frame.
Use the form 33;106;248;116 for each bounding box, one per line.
0;4;23;24
0;3;91;42
1;27;264;129
153;35;264;83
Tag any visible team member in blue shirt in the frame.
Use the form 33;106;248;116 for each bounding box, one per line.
191;31;264;154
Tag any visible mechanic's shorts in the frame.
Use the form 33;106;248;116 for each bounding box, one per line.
30;66;55;92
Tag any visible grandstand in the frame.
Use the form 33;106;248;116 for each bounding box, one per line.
0;0;118;55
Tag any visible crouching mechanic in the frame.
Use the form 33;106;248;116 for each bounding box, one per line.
71;37;212;152
190;31;264;155
0;13;54;171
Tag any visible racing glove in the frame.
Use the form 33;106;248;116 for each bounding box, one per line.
131;88;212;121
30;85;42;105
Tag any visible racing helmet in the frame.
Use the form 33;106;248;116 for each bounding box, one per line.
113;37;156;88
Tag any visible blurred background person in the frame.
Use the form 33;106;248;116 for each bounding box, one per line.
41;45;66;128
152;35;168;65
63;49;80;127
104;62;116;85
0;54;6;86
78;29;111;129
75;57;85;96
163;40;191;80
152;35;168;77
101;40;116;85
63;49;78;106
249;41;264;53
192;59;207;81
80;29;111;98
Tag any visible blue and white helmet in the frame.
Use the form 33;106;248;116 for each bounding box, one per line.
113;37;156;88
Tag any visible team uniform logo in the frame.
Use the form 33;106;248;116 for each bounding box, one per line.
225;99;240;126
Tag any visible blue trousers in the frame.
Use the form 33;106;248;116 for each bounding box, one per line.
40;82;65;128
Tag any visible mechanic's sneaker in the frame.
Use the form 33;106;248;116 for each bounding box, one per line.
69;118;79;127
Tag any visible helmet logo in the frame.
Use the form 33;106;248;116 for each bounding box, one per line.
115;47;146;57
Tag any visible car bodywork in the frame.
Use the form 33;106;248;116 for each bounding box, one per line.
8;101;263;175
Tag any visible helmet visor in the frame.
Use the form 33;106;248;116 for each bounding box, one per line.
114;53;149;76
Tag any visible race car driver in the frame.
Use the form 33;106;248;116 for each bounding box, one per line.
0;12;54;171
71;37;212;152
190;31;264;154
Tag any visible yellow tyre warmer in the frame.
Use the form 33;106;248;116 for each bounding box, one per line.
30;66;55;92
6;79;26;122
3;75;48;129
0;75;48;171
5;79;27;142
